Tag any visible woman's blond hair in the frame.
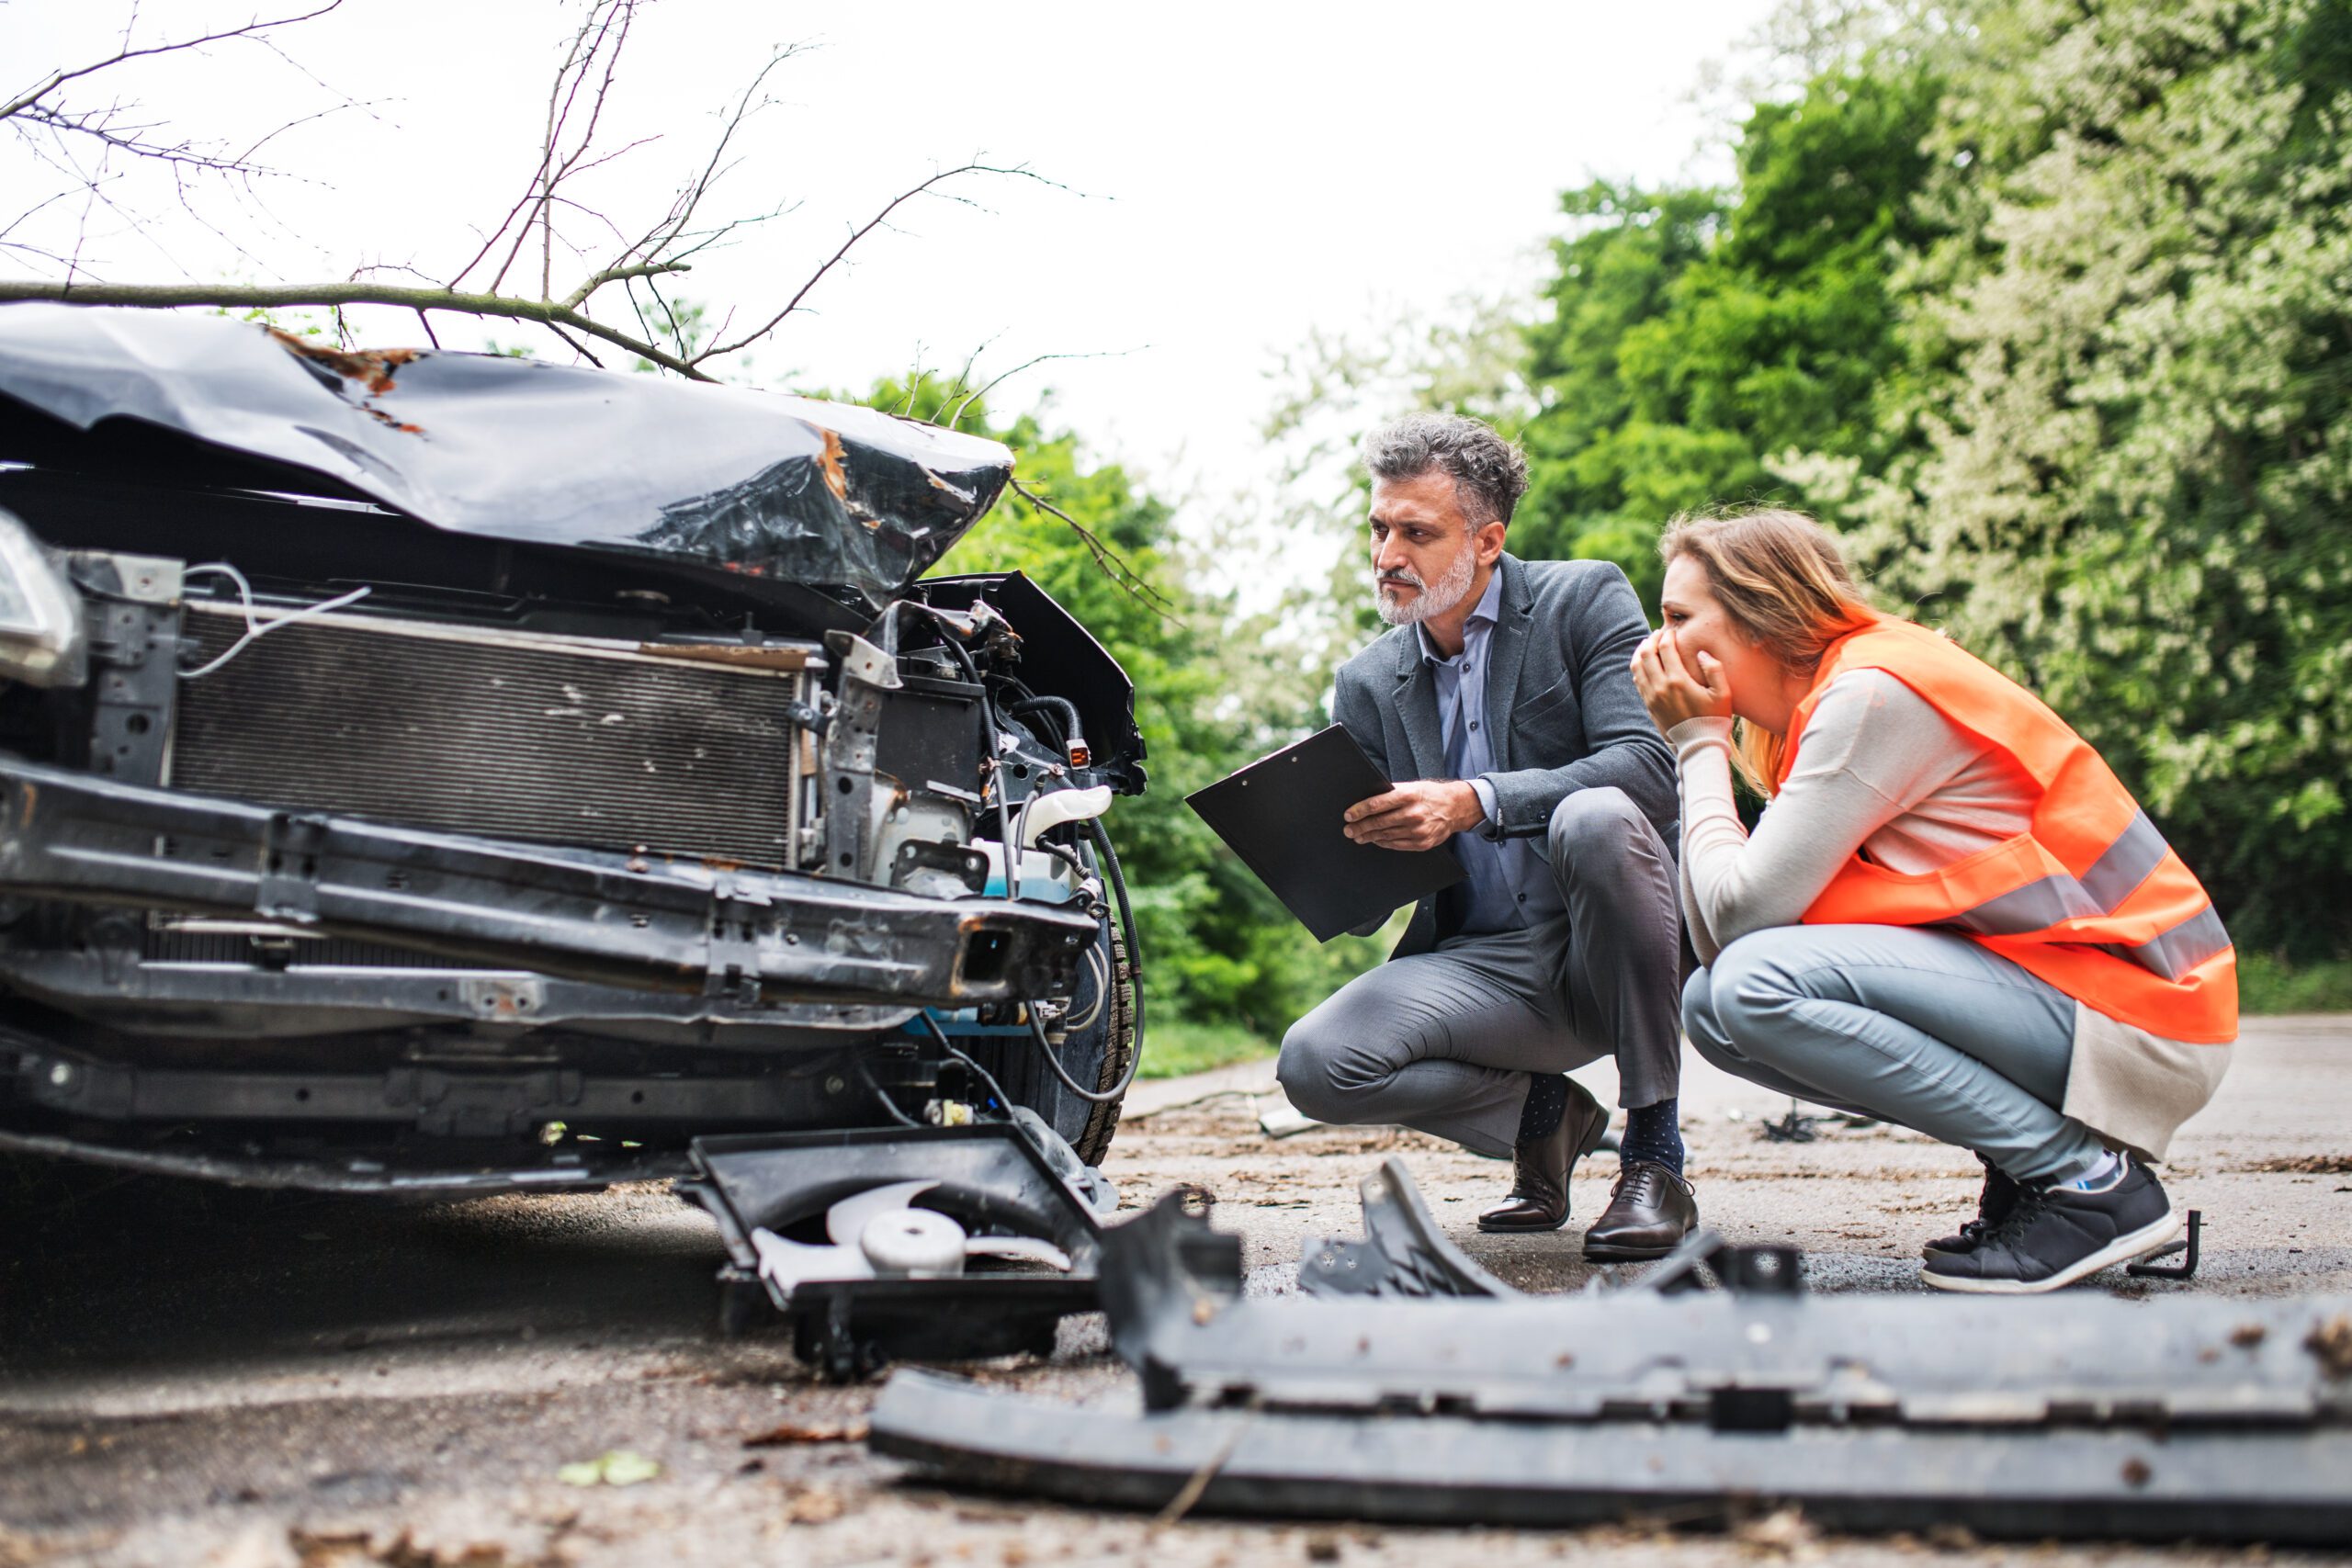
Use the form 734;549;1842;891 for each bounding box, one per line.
1657;507;1878;795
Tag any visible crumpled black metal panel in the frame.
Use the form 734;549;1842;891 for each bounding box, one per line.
0;304;1012;602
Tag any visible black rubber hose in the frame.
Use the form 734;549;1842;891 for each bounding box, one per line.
893;608;1021;902
920;1011;1018;1120
1014;818;1144;1106
1010;694;1084;755
850;1046;922;1128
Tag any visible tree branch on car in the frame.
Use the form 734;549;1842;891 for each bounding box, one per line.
1;0;1051;384
2;3;368;276
1;2;1144;586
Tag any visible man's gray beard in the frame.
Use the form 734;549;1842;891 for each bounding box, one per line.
1374;547;1477;627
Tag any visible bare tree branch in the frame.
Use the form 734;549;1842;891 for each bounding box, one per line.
0;3;346;123
2;6;1145;605
948;347;1145;430
695;163;1066;364
560;259;690;311
614;43;804;271
481;0;634;298
3;2;356;200
0;277;708;378
5;10;1073;390
541;320;606;369
1006;477;1182;624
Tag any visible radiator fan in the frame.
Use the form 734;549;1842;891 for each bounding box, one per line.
750;1178;1076;1294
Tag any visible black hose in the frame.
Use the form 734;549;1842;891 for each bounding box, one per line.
920;1012;1017;1120
888;604;1022;902
867;607;1120;1112
1033;835;1093;891
1013;818;1144;1107
849;1046;922;1128
1010;695;1084;756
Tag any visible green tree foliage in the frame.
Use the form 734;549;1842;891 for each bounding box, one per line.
868;377;1388;1039
1517;67;1943;603
1838;0;2352;956
1510;0;2352;964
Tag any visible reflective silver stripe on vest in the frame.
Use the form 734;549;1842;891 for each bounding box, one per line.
2077;809;2171;909
1940;810;2230;980
2098;905;2234;984
1951;875;2104;937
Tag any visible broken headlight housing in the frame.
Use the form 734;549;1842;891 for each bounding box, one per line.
0;507;85;687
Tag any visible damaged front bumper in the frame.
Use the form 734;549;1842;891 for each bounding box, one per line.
871;1160;2352;1545
0;754;1096;1009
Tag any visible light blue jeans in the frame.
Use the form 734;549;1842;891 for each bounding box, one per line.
1681;924;2105;1183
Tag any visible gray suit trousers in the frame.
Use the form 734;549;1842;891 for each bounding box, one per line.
1275;785;1682;1156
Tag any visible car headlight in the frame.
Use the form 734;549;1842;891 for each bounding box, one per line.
0;507;86;687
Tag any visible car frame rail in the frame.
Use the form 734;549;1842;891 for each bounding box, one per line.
0;755;1095;1008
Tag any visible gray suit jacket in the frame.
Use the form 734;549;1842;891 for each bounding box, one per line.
1332;552;1676;958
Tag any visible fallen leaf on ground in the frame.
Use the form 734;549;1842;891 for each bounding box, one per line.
786;1487;849;1524
1733;1506;1816;1556
204;1525;297;1568
558;1450;661;1488
2306;1313;2352;1378
742;1418;868;1447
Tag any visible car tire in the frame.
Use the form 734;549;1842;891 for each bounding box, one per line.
1065;922;1133;1167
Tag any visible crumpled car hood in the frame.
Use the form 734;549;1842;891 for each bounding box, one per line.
0;303;1013;602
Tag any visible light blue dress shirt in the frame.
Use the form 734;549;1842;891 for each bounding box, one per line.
1417;570;1567;934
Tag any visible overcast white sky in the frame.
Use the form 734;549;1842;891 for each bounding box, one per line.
7;0;1781;515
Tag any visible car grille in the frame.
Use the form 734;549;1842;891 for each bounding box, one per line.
170;606;811;869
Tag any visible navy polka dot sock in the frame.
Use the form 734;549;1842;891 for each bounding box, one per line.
1619;1097;1685;1177
1516;1072;1569;1145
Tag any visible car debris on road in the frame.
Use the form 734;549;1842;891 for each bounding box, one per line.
871;1157;2352;1545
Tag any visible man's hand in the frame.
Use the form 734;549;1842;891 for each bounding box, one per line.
1630;627;1732;733
1342;779;1484;852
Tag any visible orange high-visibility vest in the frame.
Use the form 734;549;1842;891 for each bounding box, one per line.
1779;618;2238;1043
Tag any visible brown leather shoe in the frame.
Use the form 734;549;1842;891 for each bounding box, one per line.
1477;1079;1609;1234
1581;1159;1698;1259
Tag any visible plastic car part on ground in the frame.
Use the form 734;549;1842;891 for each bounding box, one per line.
677;1118;1113;1381
869;1158;2352;1545
746;1177;1077;1294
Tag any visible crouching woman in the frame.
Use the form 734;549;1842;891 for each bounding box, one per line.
1631;510;2235;1293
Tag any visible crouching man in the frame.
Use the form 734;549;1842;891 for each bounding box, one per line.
1275;413;1694;1258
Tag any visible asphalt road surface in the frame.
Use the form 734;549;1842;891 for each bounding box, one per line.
3;1018;2346;1567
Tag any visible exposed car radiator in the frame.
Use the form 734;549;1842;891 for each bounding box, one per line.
170;604;812;869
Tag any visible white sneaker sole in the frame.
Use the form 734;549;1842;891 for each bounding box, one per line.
1918;1203;2182;1295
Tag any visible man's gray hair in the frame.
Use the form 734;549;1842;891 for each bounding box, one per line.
1361;412;1530;529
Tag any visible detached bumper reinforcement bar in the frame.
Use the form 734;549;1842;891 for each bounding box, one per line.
0;755;1094;1007
869;1160;2352;1545
871;1371;2352;1544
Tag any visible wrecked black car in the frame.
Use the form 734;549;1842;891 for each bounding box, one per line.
0;304;1145;1201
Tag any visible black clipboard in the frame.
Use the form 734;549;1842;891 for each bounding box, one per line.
1184;725;1464;942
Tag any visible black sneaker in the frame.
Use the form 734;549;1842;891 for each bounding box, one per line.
1921;1156;2179;1294
1922;1154;2022;1259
